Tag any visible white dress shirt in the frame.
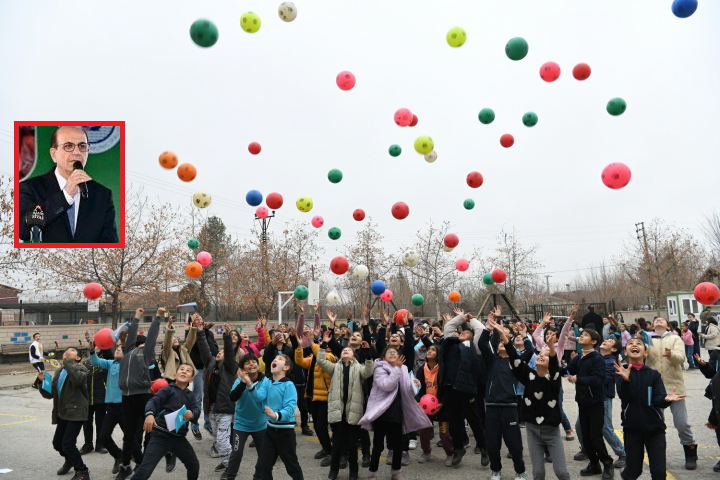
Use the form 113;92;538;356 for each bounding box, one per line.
54;168;80;234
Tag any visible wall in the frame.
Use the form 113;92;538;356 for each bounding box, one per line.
616;310;669;325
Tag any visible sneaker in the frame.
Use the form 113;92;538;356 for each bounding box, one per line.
315;449;331;459
386;450;393;465
220;472;229;480
418;452;432;464
613;456;626;469
320;455;332;467
166;454;177;473
401;452;409;466
408;439;417;450
96;445;108;454
367;470;378;479
445;455;453;467
574;450;589;461
112;458;122;475
328;470;338;480
565;429;575;441
514;474;527;480
71;470;90;480
714;460;720;472
601;459;614;479
491;472;502;480
191;429;202;441
204;425;213;435
436;440;443;447
451;447;466;467
114;465;133;480
340;455;348;469
57;461;72;476
362;454;371;468
214;463;226;472
481;449;490;466
302;426;315;436
348;471;359;480
79;444;94;456
390;472;406;480
210;445;220;458
580;462;602;476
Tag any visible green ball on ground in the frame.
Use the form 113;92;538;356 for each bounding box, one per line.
389;145;402;157
464;199;475;210
411;294;425;306
328;169;343;183
478;108;495;124
523;112;538;127
190;19;219;48
505;37;529;61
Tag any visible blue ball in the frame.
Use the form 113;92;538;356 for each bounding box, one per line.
672;0;697;18
246;189;263;207
371;280;386;295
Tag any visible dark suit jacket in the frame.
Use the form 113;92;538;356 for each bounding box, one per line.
19;168;118;243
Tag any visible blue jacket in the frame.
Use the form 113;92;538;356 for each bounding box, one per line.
230;373;270;433
144;382;200;437
90;352;122;404
262;376;297;428
602;354;621;399
618;364;671;432
567;350;606;405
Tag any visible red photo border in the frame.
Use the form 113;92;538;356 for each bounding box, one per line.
13;121;126;248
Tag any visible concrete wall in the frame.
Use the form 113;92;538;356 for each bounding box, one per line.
616;310;669;325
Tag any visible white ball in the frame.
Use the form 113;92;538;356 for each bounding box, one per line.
278;2;297;22
353;265;368;280
442;245;454;252
326;291;339;304
192;191;211;208
402;249;420;267
424;150;437;163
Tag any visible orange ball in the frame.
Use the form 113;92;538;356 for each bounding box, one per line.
186;261;203;278
448;290;461;303
159;151;178;169
177;163;197;182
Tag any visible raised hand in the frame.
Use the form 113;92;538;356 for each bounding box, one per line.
546;331;557;347
542;312;552;325
327;310;337;323
414;324;424;337
694;354;707;366
493;306;502;317
361;305;367;318
223;322;231;335
314;302;320;314
168;316;175;327
295;332;303;347
185;321;190;332
85;330;91;343
157;307;167;317
453;308;464;316
442;313;452;323
313;326;321;339
135;307;144;319
517;322;528;337
295;299;304;314
261;317;268;328
570;303;579;316
614;360;631;382
665;386;687;402
395;355;406;368
382;310;390;324
239;369;251;385
361;341;370;349
346;308;353;320
323;330;333;344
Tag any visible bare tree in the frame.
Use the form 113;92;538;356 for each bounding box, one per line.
701;209;720;262
0;175;26;278
482;229;544;301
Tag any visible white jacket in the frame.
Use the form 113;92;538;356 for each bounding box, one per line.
646;332;687;394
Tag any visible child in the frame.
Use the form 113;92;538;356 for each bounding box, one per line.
40;347;90;480
131;363;201;480
598;337;626;468
493;321;570;480
415;343;453;465
159;315;198;382
619;324;630;363
317;340;375;480
80;335;109;456
29;332;44;389
614;338;686;479
225;353;270;480
681;323;695;369
259;354;305;480
566;328;614;479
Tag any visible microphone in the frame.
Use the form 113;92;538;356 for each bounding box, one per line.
73;161;89;198
26;205;45;243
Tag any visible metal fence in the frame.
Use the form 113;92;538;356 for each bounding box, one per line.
530;303;608;323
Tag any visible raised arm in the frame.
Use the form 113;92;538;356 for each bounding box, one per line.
162;323;175;361
316;348;335;376
443;310;465;337
184;324;198;352
143;308;165;365
63;359;88;387
222;323;238;376
195;318;214;368
124;308;144;354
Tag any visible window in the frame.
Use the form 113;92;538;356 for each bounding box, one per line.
682;299;691;315
668;299;677;316
692;300;700;313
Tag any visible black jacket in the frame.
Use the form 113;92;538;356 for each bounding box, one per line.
618;365;671;432
189;328;218;370
581;311;603;331
144;382;200;437
479;329;520;405
438;336;484;397
39;360;89;424
119;316;161;396
263;342;305;387
198;330;238;415
83;358;108;406
19;168;118;243
602;354;621;399
567;350;606;405
506;342;562;427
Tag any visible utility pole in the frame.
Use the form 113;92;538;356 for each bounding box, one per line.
635;221;656;312
545;275;552;295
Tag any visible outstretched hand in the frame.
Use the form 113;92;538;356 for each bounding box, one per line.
694;354;707;367
453;308;464;316
327;310;337;323
665;386;687;403
614;360;631;382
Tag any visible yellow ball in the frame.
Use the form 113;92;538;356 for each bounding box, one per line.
296;196;313;212
241;11;261;33
446;27;467;48
414;135;434;154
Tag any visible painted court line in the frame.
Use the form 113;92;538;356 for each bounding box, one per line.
0;413;39;427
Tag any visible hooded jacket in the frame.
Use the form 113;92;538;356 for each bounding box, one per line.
506;342;562;427
90;351;122;403
479;328;520;405
230;373;270;433
618;364;671;432
318;348;374;425
198;329;239;415
295;343;336;402
119;316;161;396
263;341;305;386
189;327;218;370
262;376;298;429
646;331;687;394
160;324;198;380
83;355;108;406
143;382;200;437
39;359;88;423
566;349;605;405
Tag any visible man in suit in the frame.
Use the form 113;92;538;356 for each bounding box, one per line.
19;126;118;243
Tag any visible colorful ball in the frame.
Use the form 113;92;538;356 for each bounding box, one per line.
411;294;424;306
330;256;349;275
336;71;356;91
419;394;440;415
353;265;369;280
389;144;402;157
694;282;720;305
394;309;409;325
492;268;507;283
392;202;410;220
240;11;261;33
478;108;495;124
256;206;269;219
424;151;437;163
414;136;434;154
442;245;454;253
446;27;467;48
572;63;591;80
190;19;218;48
177;163;197;182
296;196;313;212
83;282;102;300
328;168;343;184
311;215;324;228
444;233;459;248
402;249;420;267
540;62;561;82
672;0;698;18
505;37;529;61
606;98;627;116
326;291;339;304
371;280;386;295
197;251;213;267
483;273;495;285
353;209;365;221
188;238;199;249
294;285;309;300
186;262;203;278
467;171;483;188
193;191;211;208
464;199;475;210
522;112;538;127
159;151;178;169
328;227;341;240
94;328;114;349
409;114;419;127
248;142;261;155
456;258;469;272
500;134;514;148
266;192;284;210
246;190;263;207
151;378;169;395
380;289;393;302
278;2;298;22
394;108;413;127
448;291;461;303
601;163;631;189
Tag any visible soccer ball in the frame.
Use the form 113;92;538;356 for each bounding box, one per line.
402;249;419;267
442;245;454;252
296;196;313;212
326;291;339;304
353;265;368;280
192;191;211;208
424;150;437;163
414;136;434;155
240;12;261;33
278;2;297;22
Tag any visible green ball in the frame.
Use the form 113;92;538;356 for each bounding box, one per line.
505;37;529;61
190;19;219;48
188;238;199;249
464;199;475;210
389;144;402;157
328;227;342;240
411;294;425;306
328;169;343;184
478;108;495;125
483;273;495;285
522;112;538;127
606;98;627;116
294;285;309;300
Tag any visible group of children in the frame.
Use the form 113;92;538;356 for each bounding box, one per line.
34;301;720;480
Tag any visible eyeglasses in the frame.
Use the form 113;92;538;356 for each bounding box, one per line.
55;142;90;153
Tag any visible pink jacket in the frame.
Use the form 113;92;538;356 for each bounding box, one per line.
240;328;266;357
533;318;574;366
296;313;321;348
682;330;694;346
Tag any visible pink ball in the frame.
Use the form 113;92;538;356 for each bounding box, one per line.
256;206;269;219
601;162;632;189
394;108;413;127
197;251;212;266
456;258;469;272
94;328;115;350
336;71;356;91
311;216;324;228
419;394;440;415
380;289;393;302
540;62;561;82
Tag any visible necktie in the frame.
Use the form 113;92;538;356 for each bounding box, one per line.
67;202;76;237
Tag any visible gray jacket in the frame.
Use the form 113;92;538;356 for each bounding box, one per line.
317;349;374;425
119;316;161;396
198;329;239;415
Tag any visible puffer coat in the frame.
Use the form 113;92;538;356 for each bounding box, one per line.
317;348;374;425
295;343;336;402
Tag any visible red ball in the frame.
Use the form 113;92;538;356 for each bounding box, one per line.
380;289;393;302
248;142;261;155
409;114;418;127
353;209;366;221
444;233;459;248
94;328;115;349
467;171;484;188
330;256;349;275
694;282;720;306
394;309;409;325
491;268;507;283
419;394;440;415
540;61;561;82
573;63;591;81
500;134;514;148
601;162;632;189
392;202;409;220
266;192;283;210
151;378;169;395
83;282;102;300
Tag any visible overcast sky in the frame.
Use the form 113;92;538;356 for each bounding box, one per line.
2;0;718;290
